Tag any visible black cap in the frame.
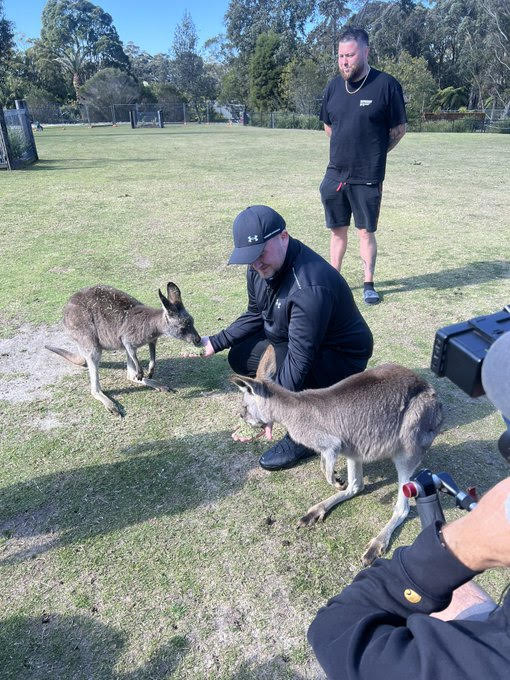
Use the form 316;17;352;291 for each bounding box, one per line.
228;205;286;265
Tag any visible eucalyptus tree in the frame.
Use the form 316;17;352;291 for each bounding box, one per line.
37;0;129;96
0;0;15;103
170;11;218;120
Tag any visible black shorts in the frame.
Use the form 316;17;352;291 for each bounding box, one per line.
320;172;382;232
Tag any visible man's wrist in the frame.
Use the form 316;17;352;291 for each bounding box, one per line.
441;519;487;572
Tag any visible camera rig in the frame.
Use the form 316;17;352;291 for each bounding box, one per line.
408;306;510;528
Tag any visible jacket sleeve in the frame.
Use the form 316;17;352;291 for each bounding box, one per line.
209;269;264;353
306;523;507;680
276;286;332;391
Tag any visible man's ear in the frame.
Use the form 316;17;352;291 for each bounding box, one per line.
256;344;277;380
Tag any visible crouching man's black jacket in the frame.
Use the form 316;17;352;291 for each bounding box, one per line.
308;522;510;680
209;237;373;390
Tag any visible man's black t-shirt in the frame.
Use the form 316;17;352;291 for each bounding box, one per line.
320;68;407;183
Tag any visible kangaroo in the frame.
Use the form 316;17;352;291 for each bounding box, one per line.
46;282;202;416
232;345;443;565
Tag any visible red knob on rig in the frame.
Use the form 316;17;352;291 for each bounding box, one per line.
402;482;418;498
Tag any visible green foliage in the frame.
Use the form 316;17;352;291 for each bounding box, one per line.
379;51;437;124
432;86;469;111
170;12;217;120
0;0;15;105
6;127;26;158
249;31;284;112
37;0;129;95
281;57;327;113
78;67;140;110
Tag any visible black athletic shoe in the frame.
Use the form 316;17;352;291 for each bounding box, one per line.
259;433;315;471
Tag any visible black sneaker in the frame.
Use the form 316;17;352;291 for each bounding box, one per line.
259;433;316;470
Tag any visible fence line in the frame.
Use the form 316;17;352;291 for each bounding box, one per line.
0;100;38;170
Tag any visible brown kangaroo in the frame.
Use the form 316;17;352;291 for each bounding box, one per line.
232;346;443;565
46;282;201;416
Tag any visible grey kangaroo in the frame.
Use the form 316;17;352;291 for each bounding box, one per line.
46;282;201;416
232;346;443;565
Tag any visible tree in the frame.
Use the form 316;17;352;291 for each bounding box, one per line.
37;0;129;97
307;0;349;62
249;31;285;111
224;0;314;58
78;67;140;115
170;11;217;120
125;42;173;83
379;51;437;124
281;56;327;113
0;0;15;103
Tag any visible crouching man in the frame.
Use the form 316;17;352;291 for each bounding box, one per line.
200;204;373;470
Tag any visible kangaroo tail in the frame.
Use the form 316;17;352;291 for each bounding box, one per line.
45;345;87;367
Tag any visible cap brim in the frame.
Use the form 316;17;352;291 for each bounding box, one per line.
228;242;265;265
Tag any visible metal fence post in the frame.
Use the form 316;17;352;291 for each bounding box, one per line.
0;108;14;170
15;99;39;162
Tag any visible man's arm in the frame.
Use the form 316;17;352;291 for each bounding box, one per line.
324;123;332;138
208;269;264;354
388;123;405;152
308;477;510;680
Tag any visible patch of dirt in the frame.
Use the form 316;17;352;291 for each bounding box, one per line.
32;414;64;430
0;323;80;403
133;255;152;270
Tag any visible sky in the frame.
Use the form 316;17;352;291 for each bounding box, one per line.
4;0;230;55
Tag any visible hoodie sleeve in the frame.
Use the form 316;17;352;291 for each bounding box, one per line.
209;269;264;352
306;523;506;680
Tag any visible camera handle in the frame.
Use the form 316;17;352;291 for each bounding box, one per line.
403;469;478;530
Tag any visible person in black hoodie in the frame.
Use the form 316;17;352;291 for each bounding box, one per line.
199;205;373;470
308;475;510;680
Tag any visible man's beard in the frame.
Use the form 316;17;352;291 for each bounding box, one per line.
340;62;364;82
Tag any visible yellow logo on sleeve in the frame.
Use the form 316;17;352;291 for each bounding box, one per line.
404;588;422;604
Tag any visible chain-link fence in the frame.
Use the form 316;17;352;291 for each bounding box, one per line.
0;101;38;170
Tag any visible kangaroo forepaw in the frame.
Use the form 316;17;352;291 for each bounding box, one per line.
362;539;384;566
298;506;326;527
136;368;144;380
147;367;155;379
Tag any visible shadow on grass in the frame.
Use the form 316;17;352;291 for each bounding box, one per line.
73;354;231;405
28;158;158;170
0;430;256;566
353;260;508;295
0;613;189;680
230;657;312;679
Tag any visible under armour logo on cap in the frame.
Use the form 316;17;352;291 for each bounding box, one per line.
228;205;286;265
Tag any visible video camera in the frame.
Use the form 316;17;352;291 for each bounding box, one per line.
407;306;510;529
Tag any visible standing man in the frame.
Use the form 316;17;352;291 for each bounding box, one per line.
200;205;373;470
319;27;407;305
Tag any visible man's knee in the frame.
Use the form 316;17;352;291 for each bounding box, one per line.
227;344;252;376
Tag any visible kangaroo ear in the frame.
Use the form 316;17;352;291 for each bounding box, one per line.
231;375;271;398
159;288;177;313
231;375;255;395
256;344;277;380
166;282;183;309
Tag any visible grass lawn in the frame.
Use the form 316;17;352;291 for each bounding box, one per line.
0;124;509;679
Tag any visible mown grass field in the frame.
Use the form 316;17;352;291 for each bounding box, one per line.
0;124;509;679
